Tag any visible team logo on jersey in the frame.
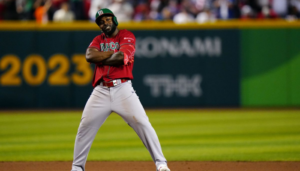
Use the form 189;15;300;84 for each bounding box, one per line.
124;37;134;40
100;42;119;51
124;37;134;43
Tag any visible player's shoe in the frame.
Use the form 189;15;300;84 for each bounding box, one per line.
157;165;170;171
71;165;83;171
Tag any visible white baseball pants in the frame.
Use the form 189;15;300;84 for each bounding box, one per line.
71;81;167;171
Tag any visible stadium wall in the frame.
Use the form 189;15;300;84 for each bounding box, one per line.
0;21;299;108
241;28;300;107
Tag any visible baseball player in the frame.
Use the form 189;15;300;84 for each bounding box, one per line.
70;8;170;171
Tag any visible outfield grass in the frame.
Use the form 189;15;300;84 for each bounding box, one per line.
0;109;300;161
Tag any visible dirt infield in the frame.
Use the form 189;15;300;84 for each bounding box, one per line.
1;161;300;171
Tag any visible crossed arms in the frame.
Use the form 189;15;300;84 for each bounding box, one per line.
86;48;124;66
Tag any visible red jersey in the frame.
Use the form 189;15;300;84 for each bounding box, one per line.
88;29;136;87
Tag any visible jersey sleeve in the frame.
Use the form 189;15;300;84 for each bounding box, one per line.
86;36;102;65
88;36;101;50
119;31;136;65
119;31;136;46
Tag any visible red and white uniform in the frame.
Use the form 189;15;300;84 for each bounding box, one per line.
71;29;168;171
88;29;136;87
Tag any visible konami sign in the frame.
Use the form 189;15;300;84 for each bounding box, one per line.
135;37;222;58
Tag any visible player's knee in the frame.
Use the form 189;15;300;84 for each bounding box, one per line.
135;120;152;129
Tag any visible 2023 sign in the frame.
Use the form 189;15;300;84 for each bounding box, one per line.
0;54;93;86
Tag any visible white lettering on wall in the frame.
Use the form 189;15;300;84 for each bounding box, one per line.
136;37;221;58
144;74;202;97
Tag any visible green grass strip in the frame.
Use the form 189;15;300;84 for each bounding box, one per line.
0;110;299;161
